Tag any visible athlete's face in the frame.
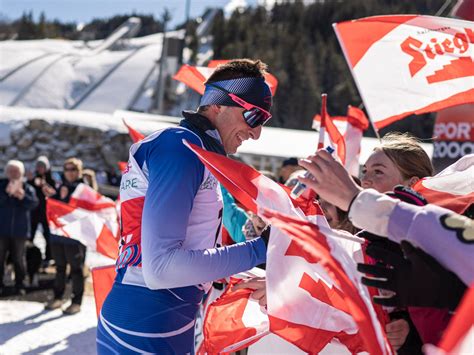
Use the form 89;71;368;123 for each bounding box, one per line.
215;106;262;154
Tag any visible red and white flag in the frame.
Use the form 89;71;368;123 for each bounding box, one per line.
334;15;474;129
413;153;474;214
123;118;145;143
424;283;474;355
263;208;391;355
47;183;120;260
200;269;269;354
313;105;369;176
173;60;279;96
184;142;387;353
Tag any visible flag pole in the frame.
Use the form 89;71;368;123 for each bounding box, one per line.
317;93;327;150
369;117;382;143
358;102;382;143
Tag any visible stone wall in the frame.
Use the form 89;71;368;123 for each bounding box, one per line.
0;119;131;172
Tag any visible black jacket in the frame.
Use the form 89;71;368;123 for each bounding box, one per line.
0;179;39;238
28;171;56;215
50;178;84;245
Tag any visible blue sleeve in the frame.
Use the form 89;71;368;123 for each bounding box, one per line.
221;186;248;243
140;129;266;290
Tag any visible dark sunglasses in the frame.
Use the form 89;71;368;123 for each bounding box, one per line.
207;84;272;128
64;167;78;172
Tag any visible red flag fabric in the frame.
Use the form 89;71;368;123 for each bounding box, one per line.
437;283;474;353
117;161;128;174
424;283;474;355
202;269;269;353
46;183;119;260
263;208;391;355
173;60;279;96
413;154;474;214
184;141;323;222
334;15;474;129
314;113;347;165
313;106;369;176
173;64;213;95
184;141;385;353
91;265;116;317
123;118;145;143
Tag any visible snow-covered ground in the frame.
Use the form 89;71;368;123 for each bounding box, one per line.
0;297;97;354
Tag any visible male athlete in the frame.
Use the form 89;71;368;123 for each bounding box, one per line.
97;59;272;354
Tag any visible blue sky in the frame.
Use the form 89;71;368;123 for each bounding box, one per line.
0;0;259;27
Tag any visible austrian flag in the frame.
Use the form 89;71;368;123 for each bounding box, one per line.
334;15;474;128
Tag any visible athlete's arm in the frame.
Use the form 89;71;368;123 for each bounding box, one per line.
140;129;266;290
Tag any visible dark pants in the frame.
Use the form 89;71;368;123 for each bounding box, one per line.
51;241;86;305
30;209;52;261
0;237;26;288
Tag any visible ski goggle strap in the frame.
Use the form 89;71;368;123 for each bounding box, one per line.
200;77;272;112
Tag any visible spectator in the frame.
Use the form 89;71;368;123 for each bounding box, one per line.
0;160;39;295
45;158;86;315
278;157;300;184
299;142;441;351
28;156;56;265
361;132;433;192
83;169;98;191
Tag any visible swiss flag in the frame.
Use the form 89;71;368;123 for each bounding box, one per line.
413;154;474;214
184;141;386;353
46;183;120;260
334;15;474;129
263;208;391;355
313;106;369;176
173;60;278;96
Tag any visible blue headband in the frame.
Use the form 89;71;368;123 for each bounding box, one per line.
200;77;272;112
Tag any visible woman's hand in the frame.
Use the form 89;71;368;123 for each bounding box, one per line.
386;318;409;350
298;150;362;211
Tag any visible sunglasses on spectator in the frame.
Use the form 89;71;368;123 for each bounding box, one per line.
207;84;272;128
64;167;78;172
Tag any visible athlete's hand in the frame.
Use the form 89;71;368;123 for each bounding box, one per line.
298;150;362;211
232;277;267;307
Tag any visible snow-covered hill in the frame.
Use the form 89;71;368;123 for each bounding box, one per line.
0;31;183;113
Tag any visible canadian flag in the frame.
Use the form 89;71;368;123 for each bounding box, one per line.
200;268;269;354
334;15;474;129
173;59;279;96
46;183;120;260
424;283;474;355
413;153;474;214
184;142;388;353
263;208;391;355
313;105;369;176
